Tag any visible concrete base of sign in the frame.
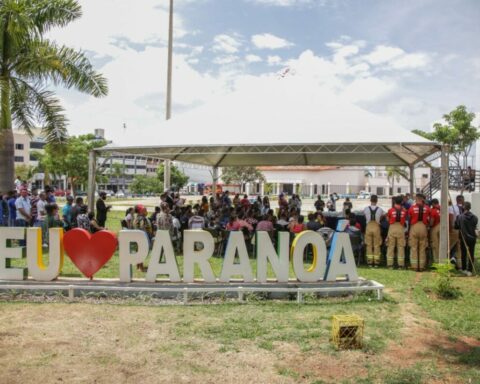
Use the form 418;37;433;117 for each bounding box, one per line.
0;278;384;303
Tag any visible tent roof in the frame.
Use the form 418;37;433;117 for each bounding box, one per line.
99;84;440;167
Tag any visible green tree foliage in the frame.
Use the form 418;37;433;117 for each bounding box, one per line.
156;163;189;190
130;175;164;195
0;0;108;192
413;105;479;169
14;164;35;182
36;134;107;191
221;167;266;185
386;166;410;194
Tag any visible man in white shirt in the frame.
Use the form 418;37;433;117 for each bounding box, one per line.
449;195;464;269
15;188;31;227
36;192;47;226
363;195;384;266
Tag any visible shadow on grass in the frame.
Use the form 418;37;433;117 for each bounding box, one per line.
434;344;480;367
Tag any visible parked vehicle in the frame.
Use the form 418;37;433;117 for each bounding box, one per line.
115;191;126;198
357;191;371;199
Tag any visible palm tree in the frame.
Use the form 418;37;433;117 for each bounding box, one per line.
386;166;410;195
0;0;108;192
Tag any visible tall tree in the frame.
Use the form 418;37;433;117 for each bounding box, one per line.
413;105;479;169
156;163;189;190
36;134;107;192
0;0;108;192
221;167;266;187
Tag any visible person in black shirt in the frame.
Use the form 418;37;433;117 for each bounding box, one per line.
96;191;111;227
455;201;478;274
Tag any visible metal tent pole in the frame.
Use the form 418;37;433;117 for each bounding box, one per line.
164;0;173;191
439;145;449;262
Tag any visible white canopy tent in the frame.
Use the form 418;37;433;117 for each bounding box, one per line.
88;87;449;262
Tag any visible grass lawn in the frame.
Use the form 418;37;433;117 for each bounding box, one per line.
1;210;479;383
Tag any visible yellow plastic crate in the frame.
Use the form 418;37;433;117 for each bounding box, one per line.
331;314;364;349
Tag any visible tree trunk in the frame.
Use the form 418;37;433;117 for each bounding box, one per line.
0;78;14;193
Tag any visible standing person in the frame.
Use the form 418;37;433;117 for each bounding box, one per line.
123;207;134;229
343;197;353;213
42;203;64;245
76;205;90;231
408;193;431;271
44;186;56;203
386;196;407;268
96;191;112;227
71;197;84;229
262;196;270;215
289;215;306;234
364;195;384;267
240;194;251;210
36;192;48;228
429;199;441;264
1;194;8;226
15;188;31;227
449;195;464;269
314;195;325;212
157;203;173;232
62;195;74;230
29;189;39;226
188;209;205;229
455;201;477;274
7;191;17;227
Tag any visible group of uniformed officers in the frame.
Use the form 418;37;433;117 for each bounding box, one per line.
362;193;476;272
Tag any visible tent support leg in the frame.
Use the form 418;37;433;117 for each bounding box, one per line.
212;167;218;195
87;151;96;212
439;146;449;263
409;164;415;195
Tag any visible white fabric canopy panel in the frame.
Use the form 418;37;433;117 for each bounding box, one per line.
99;85;440;166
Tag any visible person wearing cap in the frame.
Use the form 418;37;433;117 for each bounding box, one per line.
429;198;441;263
96;191;112;227
386;196;407;268
408;193;431;271
364;195;384;267
14;188;31;228
62;195;75;230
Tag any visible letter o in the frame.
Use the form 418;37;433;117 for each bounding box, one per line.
291;231;327;282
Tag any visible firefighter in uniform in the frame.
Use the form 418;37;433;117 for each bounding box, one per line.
386;196;407;267
408;193;431;271
430;198;441;263
363;194;384;266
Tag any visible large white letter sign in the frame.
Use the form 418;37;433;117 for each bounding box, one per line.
324;232;358;282
26;228;64;281
291;231;327;283
183;230;216;283
146;230;180;282
256;231;289;283
119;230;150;282
220;231;254;283
0;227;26;280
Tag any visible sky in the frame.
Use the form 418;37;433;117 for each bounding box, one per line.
46;0;480;139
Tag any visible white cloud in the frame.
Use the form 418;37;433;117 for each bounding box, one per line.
363;45;405;65
213;55;239;65
252;33;294;49
245;54;262;63
267;55;283;65
212;34;242;54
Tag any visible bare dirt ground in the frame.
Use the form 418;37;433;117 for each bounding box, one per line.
0;294;478;384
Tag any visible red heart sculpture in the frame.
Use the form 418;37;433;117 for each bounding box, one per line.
63;229;118;279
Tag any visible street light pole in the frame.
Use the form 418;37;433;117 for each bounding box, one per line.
164;0;173;191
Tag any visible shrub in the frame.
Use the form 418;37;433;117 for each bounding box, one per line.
432;262;462;299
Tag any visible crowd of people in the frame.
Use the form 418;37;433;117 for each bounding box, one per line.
1;180;476;275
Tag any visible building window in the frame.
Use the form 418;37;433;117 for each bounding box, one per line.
29;154;39;161
15;143;24;150
422;174;428;179
30;141;45;149
14;156;24;162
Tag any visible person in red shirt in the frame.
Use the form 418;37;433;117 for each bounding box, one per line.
429;198;441;263
408;193;431;271
386;196;407;267
240;194;251;210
